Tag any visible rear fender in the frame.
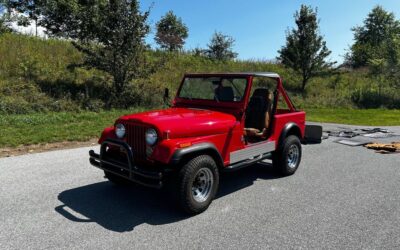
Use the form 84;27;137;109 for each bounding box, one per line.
278;123;302;149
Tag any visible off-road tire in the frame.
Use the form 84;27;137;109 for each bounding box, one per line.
273;135;302;176
178;155;219;214
104;171;133;186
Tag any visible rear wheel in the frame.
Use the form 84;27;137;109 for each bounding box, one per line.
177;155;219;214
104;171;133;186
273;135;302;176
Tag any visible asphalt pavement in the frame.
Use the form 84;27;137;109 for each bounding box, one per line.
1;123;399;249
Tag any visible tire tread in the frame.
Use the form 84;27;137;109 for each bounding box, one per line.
178;155;219;214
273;135;302;176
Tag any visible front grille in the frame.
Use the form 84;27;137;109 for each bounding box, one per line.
124;123;147;162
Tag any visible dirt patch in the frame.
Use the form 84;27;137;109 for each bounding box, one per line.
0;138;99;158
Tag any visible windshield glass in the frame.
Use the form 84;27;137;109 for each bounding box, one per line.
178;77;247;102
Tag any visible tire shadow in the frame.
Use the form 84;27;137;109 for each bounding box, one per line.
217;161;281;198
55;161;282;232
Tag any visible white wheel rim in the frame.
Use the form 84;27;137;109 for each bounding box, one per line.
287;144;299;169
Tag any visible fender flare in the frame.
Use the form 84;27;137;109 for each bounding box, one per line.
169;142;223;167
278;122;302;149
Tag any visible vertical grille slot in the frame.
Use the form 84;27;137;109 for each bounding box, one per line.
125;123;147;161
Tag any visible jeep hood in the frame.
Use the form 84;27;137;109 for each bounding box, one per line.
118;107;237;138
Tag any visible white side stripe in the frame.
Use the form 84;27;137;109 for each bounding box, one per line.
230;141;275;164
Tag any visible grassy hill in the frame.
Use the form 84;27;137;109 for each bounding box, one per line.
1;33;399;115
0;33;399;148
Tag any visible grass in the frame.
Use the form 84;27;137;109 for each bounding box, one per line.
1;108;399;148
0;108;144;148
305;108;400;126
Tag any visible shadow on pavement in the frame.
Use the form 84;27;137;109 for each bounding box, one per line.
56;162;281;232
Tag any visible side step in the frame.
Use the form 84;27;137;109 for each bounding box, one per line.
223;152;272;172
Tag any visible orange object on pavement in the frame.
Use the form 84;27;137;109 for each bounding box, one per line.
364;142;400;153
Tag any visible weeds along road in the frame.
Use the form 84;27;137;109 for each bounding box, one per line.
1;124;400;249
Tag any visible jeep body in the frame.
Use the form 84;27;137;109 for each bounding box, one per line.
89;72;305;214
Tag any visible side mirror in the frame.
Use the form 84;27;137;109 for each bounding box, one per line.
163;88;170;106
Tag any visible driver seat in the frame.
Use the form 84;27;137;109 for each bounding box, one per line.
244;88;271;138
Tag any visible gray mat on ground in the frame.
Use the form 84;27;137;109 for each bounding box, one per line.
362;132;400;138
334;139;372;146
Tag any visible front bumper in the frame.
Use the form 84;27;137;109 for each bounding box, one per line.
89;138;163;188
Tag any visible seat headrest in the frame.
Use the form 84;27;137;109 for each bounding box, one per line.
252;88;270;98
219;86;234;101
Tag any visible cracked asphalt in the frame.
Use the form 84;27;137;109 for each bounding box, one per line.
1;123;399;249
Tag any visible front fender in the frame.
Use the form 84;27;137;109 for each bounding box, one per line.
169;143;223;166
151;138;223;167
98;126;116;144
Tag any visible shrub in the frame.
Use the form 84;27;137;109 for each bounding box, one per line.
351;88;400;108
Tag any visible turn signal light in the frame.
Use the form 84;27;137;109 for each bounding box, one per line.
179;142;192;148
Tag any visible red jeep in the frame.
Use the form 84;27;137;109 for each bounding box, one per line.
89;72;305;214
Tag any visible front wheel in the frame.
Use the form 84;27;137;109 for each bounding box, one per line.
177;155;219;214
273;135;302;176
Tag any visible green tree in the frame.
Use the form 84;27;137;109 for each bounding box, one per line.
346;6;400;68
278;5;334;92
0;1;14;34
1;3;11;33
0;17;8;34
369;37;400;89
191;47;206;57
206;31;238;61
41;0;153;107
155;10;188;51
3;0;46;36
41;0;105;41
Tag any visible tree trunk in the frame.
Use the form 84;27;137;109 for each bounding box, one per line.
112;74;126;107
301;76;307;92
301;73;308;98
85;84;89;99
35;19;38;37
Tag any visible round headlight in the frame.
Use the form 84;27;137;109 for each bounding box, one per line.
145;128;158;146
115;123;126;138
